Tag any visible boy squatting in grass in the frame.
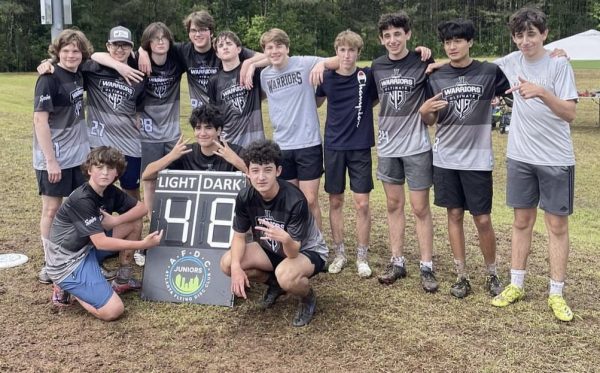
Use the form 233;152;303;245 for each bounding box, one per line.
220;140;328;327
44;147;163;321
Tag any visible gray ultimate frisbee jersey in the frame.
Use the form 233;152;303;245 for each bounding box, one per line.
372;52;433;157
426;61;510;170
82;59;145;157
33;65;89;170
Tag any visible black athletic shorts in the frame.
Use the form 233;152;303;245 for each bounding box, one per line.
36;165;86;197
433;166;493;216
324;149;373;194
279;145;323;181
262;247;325;277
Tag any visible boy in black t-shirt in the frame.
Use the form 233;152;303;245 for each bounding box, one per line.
220;140;328;327
141;104;247;210
44;147;162;320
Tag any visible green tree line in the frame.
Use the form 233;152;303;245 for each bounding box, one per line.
1;0;598;72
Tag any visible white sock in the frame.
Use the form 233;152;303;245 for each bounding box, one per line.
549;279;565;296
334;243;346;257
510;269;526;289
486;262;497;276
391;256;405;267
420;261;433;271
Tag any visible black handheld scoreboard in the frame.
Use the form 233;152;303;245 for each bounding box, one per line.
141;170;246;306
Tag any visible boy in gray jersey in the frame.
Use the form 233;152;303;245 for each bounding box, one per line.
420;19;510;299
33;29;93;284
490;8;578;322
371;12;437;292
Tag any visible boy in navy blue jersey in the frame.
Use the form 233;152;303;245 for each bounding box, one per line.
316;30;378;278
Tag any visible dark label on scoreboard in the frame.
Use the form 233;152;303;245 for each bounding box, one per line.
141;170;246;306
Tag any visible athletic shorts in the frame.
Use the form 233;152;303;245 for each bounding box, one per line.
376;151;433;190
262;247;325;277
58;247;114;309
119;155;141;190
141;140;177;176
506;158;574;216
280;145;323;181
36;165;86;197
433;167;493;216
324;149;373;194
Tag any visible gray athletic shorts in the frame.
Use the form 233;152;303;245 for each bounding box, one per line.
376;151;433;191
141;140;177;175
506;158;574;216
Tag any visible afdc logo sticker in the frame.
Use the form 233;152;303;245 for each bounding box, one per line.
165;250;212;301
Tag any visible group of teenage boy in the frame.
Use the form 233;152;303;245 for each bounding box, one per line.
32;6;578;326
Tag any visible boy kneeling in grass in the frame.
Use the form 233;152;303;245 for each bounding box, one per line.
44;147;162;321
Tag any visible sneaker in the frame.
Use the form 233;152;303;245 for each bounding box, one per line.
38;266;52;284
356;260;372;278
485;274;504;296
328;254;347;274
450;277;472;298
134;250;146;267
491;283;525;307
548;294;574;322
377;263;407;285
420;267;439;293
51;285;71;307
111;278;142;294
101;265;118;281
260;281;285;309
292;288;316;327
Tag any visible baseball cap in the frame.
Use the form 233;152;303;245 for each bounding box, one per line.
108;26;134;46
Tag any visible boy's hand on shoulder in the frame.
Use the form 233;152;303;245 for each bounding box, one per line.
415;46;432;61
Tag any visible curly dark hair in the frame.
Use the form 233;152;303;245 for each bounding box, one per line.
242;140;282;168
509;7;547;35
81;146;127;181
189;104;224;130
378;12;411;35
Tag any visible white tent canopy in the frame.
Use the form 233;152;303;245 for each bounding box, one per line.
545;29;600;60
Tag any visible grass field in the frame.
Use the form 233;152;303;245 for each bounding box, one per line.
1;67;600;372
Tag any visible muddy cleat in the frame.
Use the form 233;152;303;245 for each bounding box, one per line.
377;263;407;285
38;266;52;284
261;281;285;309
111;278;142;294
491;283;525;307
450;277;472;298
101;265;118;281
548;294;574;322
485;274;504;296
420;267;439;293
292;288;316;327
52;284;71;307
328;254;347;274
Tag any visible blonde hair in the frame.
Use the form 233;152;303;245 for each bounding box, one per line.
334;30;363;52
260;28;290;49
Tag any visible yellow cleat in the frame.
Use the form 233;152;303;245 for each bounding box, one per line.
491;283;524;307
548;294;574;322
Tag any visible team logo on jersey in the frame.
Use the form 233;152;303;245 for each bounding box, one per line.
379;69;415;110
70;87;84;117
189;66;218;89
148;75;173;98
256;210;285;253
164;250;212;302
100;79;134;109
221;79;246;113
441;76;483;119
266;71;302;94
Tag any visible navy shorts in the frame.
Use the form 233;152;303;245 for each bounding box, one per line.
119;155;141;190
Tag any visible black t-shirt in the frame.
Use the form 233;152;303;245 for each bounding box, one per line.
233;180;327;260
169;142;243;172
